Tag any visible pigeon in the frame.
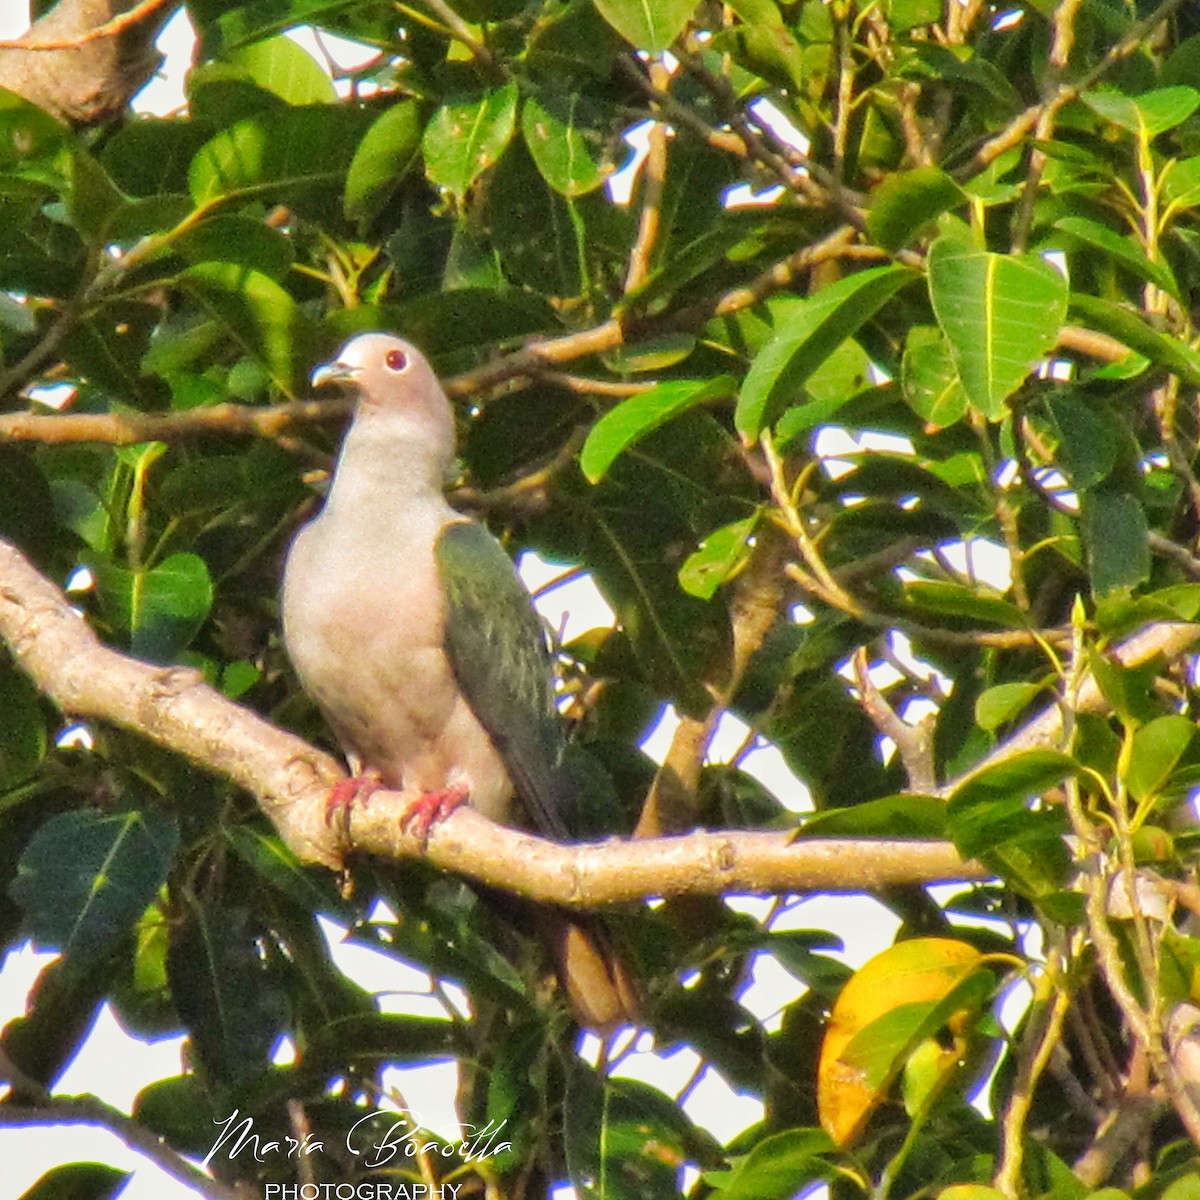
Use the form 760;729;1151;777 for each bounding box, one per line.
281;332;639;1031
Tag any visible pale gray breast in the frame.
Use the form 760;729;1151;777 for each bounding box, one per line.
282;509;460;784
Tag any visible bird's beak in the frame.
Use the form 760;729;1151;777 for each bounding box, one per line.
311;361;360;389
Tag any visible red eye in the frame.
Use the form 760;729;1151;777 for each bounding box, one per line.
385;348;408;371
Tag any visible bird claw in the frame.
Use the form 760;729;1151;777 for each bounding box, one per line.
325;772;383;827
401;782;469;841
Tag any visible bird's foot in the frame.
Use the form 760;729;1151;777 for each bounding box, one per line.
401;782;469;841
325;771;383;827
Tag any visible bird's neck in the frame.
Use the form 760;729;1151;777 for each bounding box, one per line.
323;407;456;517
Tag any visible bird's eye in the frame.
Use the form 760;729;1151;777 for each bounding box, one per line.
385;348;408;372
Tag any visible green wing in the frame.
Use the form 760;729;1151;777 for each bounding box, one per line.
436;520;570;840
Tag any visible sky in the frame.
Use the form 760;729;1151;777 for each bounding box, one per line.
0;10;1011;1198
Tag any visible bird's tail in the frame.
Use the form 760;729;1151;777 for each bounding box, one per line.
548;913;642;1034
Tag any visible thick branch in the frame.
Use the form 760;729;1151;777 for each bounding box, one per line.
0;0;174;126
0;537;982;897
2;540;1195;904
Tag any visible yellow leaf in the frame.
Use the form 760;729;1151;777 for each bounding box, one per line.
817;937;984;1145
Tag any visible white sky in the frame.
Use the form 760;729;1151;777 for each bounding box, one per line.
0;11;1006;1198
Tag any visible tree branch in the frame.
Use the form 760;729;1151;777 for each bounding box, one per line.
1;546;1195;904
0;0;174;126
0;0;174;51
0;1094;246;1200
0;536;982;897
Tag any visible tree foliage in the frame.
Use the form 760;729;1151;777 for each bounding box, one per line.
7;0;1200;1197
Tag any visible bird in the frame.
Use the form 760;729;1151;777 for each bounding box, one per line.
281;331;639;1032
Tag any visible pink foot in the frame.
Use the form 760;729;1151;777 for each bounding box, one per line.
325;771;383;827
401;782;469;840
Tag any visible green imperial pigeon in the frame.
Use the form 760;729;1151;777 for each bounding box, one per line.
282;332;639;1031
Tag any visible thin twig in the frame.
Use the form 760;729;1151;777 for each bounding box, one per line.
624;57;670;293
0;0;175;51
961;0;1190;178
0;1096;244;1200
851;646;937;792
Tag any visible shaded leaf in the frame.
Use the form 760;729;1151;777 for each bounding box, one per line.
10;810;179;974
167;901;288;1089
1053;214;1179;300
1081;486;1150;596
1067;293;1200;385
975;682;1044;731
901;325;968;429
707;1128;836;1198
868;167;963;252
91;551;214;664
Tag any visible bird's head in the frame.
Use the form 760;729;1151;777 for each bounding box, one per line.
312;333;442;409
312;333;457;470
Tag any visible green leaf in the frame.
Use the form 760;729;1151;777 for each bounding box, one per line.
1127;714;1196;803
0;86;69;170
1081;86;1200;139
735;266;914;440
188;105;365;210
223;35;335;105
927;236;1068;419
0;661;47;788
840;970;993;1088
564;1057;605;1194
344;101;421;224
1053;215;1179;300
883;0;941;31
225;826;351;918
581;376;735;482
522;92;613;198
975;682;1045;731
68;150;125;242
178;261;306;394
1164;156;1200;210
707;1129;836;1198
1081;487;1150;596
953;750;1078;809
1067;293;1200;386
797;794;947;838
175;215;294;279
901;325;968;429
166;901;288;1088
1044;392;1119;489
101;117;214;198
17;1162;130;1200
867;167;963;252
903;580;1026;627
678;512;760;599
9;810;180;974
592;0;696;51
92;551;214;663
423;82;519;198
